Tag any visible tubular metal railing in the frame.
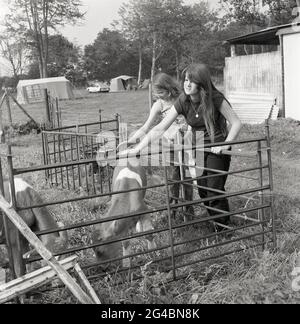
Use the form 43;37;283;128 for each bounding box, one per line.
0;120;276;283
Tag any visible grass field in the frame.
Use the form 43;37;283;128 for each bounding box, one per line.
0;89;300;304
1;89;151;129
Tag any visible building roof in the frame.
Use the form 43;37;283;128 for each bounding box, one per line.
17;76;70;87
226;22;300;45
112;75;136;81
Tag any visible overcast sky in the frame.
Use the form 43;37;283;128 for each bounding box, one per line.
0;0;220;74
62;0;221;47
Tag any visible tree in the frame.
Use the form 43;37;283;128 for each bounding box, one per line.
221;0;269;31
221;0;298;28
3;0;84;78
64;61;87;88
27;34;81;78
159;0;204;79
83;29;139;81
117;0;219;81
0;36;27;81
115;1;148;85
118;0;197;82
47;34;80;72
264;0;298;25
174;2;220;75
116;0;168;82
219;0;298;57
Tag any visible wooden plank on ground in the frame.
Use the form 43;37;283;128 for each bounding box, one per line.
73;263;101;304
0;256;77;304
0;194;95;304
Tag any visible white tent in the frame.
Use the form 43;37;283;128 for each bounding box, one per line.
16;76;75;104
110;75;137;92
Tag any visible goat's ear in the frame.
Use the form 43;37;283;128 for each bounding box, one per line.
136;220;143;233
48;222;68;253
23;249;38;259
109;221;118;236
91;230;103;244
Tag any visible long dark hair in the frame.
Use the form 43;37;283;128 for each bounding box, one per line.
182;63;227;142
152;73;181;101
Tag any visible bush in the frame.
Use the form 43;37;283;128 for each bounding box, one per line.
4;120;41;137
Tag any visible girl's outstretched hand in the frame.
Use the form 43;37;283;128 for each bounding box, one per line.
211;145;231;155
118;147;139;158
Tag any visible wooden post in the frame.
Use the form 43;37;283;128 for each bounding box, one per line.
279;34;286;118
0;94;5;143
0;158;15;280
44;89;51;126
149;82;153;111
0;93;6;109
5;90;12;126
55;97;61;128
230;44;236;57
0;159;4;195
7;145;26;278
115;113;120;148
265;120;277;249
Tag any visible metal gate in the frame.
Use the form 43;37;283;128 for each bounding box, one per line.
0;121;276;284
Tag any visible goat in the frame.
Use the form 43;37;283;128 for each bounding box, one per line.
91;158;156;268
0;178;67;277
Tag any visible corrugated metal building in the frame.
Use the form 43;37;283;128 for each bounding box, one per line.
225;22;300;122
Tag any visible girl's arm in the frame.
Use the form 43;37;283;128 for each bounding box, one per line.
120;106;179;156
211;100;242;154
127;101;162;145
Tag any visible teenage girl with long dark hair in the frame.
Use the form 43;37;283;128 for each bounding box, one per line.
121;63;242;228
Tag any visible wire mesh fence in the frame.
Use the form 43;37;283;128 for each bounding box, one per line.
41;112;123;194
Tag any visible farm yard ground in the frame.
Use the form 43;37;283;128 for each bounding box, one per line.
0;89;300;304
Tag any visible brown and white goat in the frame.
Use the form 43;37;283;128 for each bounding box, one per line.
0;178;67;277
91;159;156;268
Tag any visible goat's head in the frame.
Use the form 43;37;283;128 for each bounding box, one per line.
23;222;68;262
91;221;122;264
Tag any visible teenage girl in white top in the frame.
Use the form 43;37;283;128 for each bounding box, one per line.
128;73;185;145
127;73;194;214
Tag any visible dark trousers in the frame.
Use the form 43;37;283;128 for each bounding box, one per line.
197;152;231;224
169;166;194;217
169;166;193;203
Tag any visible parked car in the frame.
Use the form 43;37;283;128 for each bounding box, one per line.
86;82;110;93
